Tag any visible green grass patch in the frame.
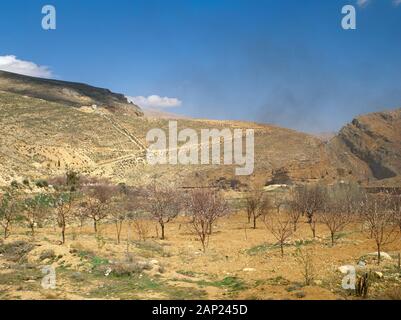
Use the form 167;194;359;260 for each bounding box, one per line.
89;273;207;300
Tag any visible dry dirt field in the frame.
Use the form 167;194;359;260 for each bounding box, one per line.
1;208;400;300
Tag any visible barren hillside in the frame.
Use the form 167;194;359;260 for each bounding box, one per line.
0;71;399;188
327;108;401;186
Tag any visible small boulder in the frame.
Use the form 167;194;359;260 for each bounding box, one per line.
367;252;392;261
243;268;256;272
375;271;384;279
294;291;306;299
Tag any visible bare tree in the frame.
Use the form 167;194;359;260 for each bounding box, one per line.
131;212;151;241
144;183;182;240
295;247;316;286
110;190;138;244
265;211;294;257
53;192;75;244
319;183;363;246
0;192;20;239
319;202;351;246
186;189;229;252
245;189;270;229
361;193;399;265
291;184;326;238
74;202;88;228
82;183;117;234
23;193;53;238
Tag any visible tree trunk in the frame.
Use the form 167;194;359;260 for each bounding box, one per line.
280;243;284;257
377;243;381;265
116;221;122;244
61;225;66;244
331;232;335;246
93;219;98;234
310;221;316;238
253;215;257;229
31;225;35;238
160;223;165;240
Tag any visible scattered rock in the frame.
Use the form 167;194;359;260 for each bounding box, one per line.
294;291;306;299
375;271;384;279
243;268;256;272
286;283;303;292
314;280;322;285
150;259;159;265
366;252;392;261
71;272;85;282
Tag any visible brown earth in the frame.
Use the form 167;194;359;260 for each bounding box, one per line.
1;211;400;300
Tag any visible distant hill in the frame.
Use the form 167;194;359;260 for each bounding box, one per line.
0;70;400;188
0;70;143;116
143;108;190;120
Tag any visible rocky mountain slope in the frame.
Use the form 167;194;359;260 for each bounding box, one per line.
0;70;142;116
327;108;401;186
0;70;399;188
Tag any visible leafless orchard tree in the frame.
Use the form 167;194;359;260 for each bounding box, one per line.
110;188;142;244
288;189;303;232
295;247;316;286
245;189;270;229
291;184;326;238
186;189;229;252
0;191;20;239
23;193;53;238
361;193;399;265
131;212;151;241
319;202;351;246
82;183;117;234
74;202;88;228
319;183;365;246
53;192;75;244
143;183;182;240
264;211;294;257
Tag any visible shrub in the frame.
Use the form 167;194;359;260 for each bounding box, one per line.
10;180;19;189
39;249;56;261
35;180;49;188
0;241;35;262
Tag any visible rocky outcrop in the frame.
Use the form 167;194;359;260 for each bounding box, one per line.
0;70;143;116
328;108;401;183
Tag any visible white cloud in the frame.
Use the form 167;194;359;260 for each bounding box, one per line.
0;55;52;78
393;0;401;6
126;95;182;109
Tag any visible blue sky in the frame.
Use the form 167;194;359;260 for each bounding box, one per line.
1;0;401;133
